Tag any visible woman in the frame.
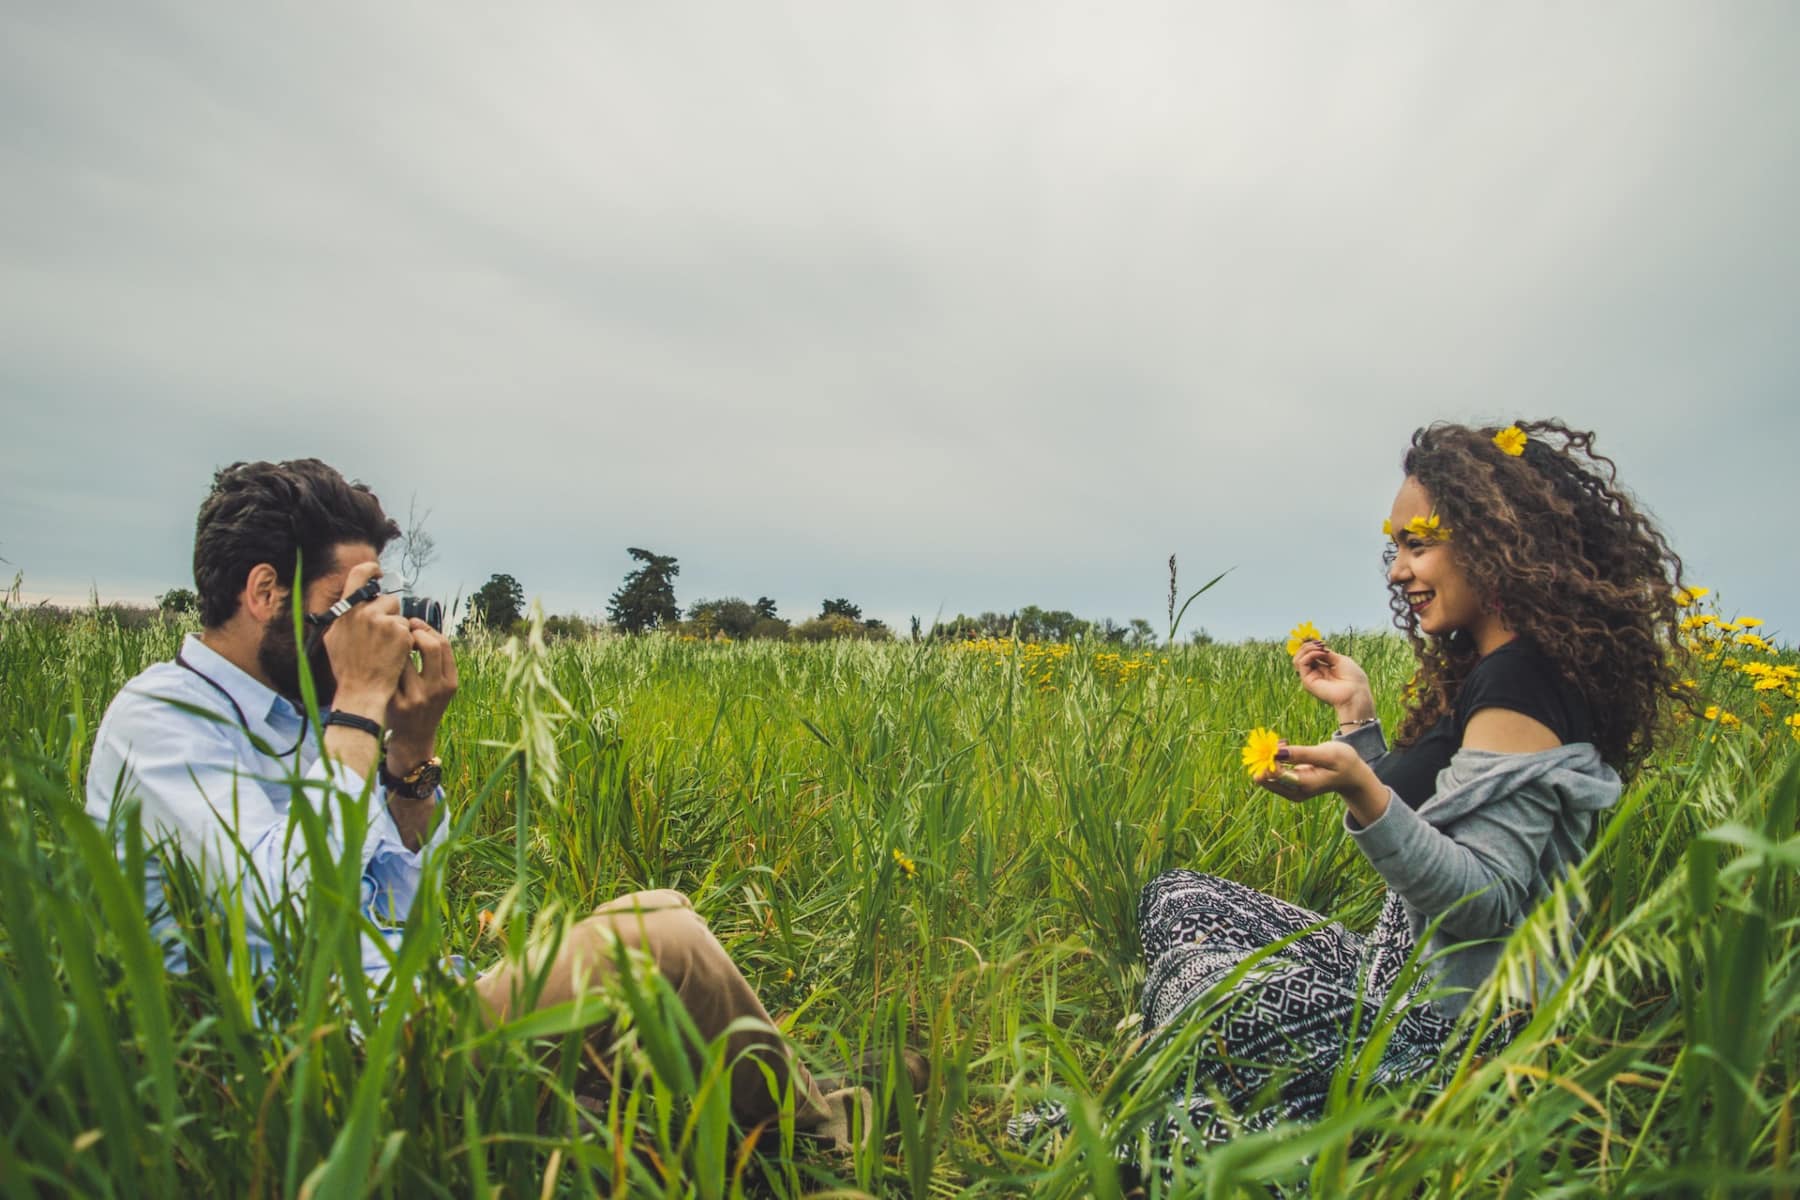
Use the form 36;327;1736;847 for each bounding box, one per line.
1011;420;1687;1168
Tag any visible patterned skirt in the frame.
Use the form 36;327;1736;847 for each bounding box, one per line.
1008;869;1518;1168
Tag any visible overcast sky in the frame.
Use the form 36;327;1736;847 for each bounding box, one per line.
4;2;1797;642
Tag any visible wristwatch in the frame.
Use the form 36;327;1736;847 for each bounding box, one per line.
380;755;442;800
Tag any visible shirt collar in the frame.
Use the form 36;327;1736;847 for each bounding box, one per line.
179;632;303;731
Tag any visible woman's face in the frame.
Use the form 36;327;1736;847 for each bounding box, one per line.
1386;477;1505;649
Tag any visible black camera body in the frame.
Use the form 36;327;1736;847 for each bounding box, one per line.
308;581;444;633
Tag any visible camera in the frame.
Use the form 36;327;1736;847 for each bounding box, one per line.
308;580;444;633
399;594;445;633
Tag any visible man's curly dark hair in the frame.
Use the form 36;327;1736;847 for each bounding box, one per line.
1388;420;1687;778
193;459;399;628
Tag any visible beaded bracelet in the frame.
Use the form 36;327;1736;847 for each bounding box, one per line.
1335;716;1380;732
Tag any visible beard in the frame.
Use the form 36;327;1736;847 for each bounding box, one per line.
258;608;338;707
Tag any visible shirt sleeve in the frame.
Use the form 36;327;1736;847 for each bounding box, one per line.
1335;720;1388;765
90;687;405;921
1456;651;1572;742
365;797;448;922
1345;775;1561;939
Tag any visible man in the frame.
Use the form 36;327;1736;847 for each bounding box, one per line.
86;458;868;1147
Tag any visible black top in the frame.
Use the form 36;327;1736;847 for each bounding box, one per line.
1373;639;1592;810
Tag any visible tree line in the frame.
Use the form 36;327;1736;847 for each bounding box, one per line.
140;543;1175;647
454;549;893;643
457;548;1175;645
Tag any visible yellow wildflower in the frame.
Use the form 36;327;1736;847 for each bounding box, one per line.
1674;585;1711;607
1286;621;1323;656
1492;425;1528;456
1737;616;1764;628
891;848;916;879
1241;727;1283;779
1703;705;1740;727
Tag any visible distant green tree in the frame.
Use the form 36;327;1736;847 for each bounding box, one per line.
686;597;759;639
821;598;862;620
753;596;779;619
1127;618;1158;648
792;613;892;642
464;573;525;633
156;587;198;614
930;608;1098;643
541;613;593;641
608;548;680;634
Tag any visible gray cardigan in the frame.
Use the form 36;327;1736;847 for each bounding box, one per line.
1337;723;1622;1015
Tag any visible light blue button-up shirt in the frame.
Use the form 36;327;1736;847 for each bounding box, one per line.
85;633;448;982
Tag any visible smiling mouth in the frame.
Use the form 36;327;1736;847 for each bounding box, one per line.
1406;591;1435;613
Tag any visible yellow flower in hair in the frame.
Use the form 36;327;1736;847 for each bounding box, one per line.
1286;621;1323;656
1241;727;1282;779
1492;425;1528;456
1382;518;1394;537
1404;513;1451;542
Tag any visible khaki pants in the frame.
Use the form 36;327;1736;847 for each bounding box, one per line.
472;889;833;1130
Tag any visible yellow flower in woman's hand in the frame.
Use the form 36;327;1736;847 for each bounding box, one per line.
1493;425;1528;456
1404;513;1451;541
1241;727;1282;778
1286;622;1323;656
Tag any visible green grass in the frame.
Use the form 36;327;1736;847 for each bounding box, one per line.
1;606;1795;1197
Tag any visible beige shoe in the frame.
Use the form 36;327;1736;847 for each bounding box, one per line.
819;1047;932;1097
801;1085;876;1154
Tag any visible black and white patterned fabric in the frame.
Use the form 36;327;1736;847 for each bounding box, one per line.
1007;870;1521;1176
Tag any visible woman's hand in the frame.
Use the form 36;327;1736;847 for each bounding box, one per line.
1292;640;1375;725
1255;740;1390;826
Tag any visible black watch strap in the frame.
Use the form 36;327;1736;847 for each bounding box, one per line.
323;710;382;740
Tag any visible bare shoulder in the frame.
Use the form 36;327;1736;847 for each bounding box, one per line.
1462;707;1561;754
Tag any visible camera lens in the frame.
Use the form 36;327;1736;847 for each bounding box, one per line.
400;595;445;632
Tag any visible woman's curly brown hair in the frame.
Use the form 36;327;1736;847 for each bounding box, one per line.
1389;420;1687;778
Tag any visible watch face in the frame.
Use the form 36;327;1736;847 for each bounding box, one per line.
395;759;441;798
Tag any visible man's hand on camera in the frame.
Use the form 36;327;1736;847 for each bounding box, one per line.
317;562;410;784
322;562;413;718
385;619;458;776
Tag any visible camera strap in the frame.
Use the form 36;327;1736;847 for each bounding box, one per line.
305;578;384;630
175;652;310;759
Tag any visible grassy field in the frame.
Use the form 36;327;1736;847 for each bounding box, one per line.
1;601;1795;1197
